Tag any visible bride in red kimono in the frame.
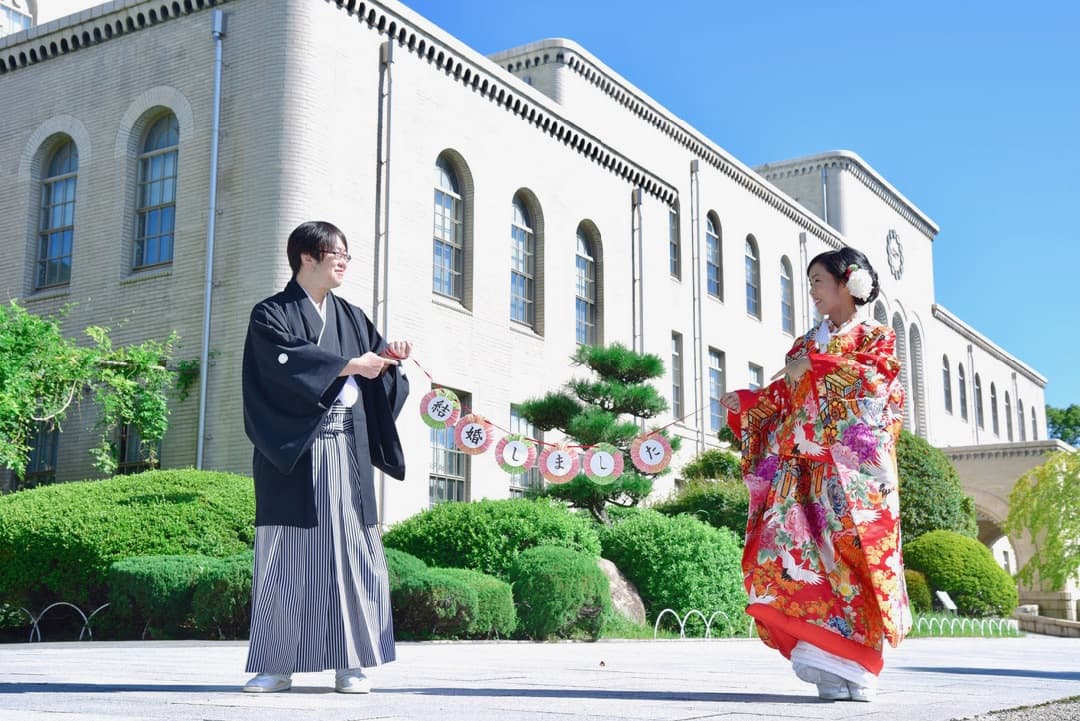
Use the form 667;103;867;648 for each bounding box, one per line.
722;247;911;702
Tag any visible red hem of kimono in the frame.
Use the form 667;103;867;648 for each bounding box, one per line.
747;605;884;676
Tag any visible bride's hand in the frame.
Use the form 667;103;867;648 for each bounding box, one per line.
720;392;740;412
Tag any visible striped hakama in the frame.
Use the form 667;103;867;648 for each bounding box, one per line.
245;404;396;674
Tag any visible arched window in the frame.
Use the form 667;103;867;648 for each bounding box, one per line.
134;113;179;269
1005;392;1013;441
974;374;984;429
780;256;794;335
575;226;597;345
37;139;78;289
705;214;722;300
958;364;968;421
510;196;535;328
433;157;464;301
1031;407;1038;441
874;302;888;325
990;383;999;436
942;355;953;413
745;235;760;318
909;324;926;437
1017;399;1026;441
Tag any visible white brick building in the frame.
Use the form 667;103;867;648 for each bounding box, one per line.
0;0;1053;533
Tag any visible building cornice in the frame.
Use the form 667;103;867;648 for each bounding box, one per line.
0;0;228;60
756;151;940;241
943;439;1073;463
489;38;844;250
933;304;1047;386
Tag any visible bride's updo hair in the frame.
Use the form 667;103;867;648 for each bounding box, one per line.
807;247;880;306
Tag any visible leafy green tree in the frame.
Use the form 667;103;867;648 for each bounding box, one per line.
518;343;678;524
1005;450;1080;591
0;300;178;479
896;430;978;541
1046;404;1080;447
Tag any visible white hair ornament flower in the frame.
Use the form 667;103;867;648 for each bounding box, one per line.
845;264;873;301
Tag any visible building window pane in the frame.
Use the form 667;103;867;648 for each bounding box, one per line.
510;199;535;327
134;114;179;269
19;422;59;489
671;332;683;419
780;257;795;335
116;423;161;475
1031;408;1038;441
708;348;726;432
974;374;984;429
430;389;470;506
958;364;968;421
669;207;680;279
748;363;764;392
575;229;596;345
508;406;543;497
433;158;464;301
705;216;722;300
990;384;999;436
942;355;953;413
1017;400;1026;441
745;236;760;318
37;140;78;289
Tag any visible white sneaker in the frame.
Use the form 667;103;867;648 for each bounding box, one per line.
335;668;372;694
242;673;292;693
847;681;876;702
792;663;851;701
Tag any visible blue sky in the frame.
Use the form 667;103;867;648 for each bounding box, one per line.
400;0;1079;409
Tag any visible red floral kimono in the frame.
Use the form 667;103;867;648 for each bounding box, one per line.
727;319;911;675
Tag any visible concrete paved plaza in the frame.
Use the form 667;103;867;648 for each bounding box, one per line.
1;635;1078;720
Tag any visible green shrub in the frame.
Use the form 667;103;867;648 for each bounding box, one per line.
0;469;254;613
680;448;741;482
653;479;749;538
897;431;978;541
905;568;933;613
108;554;215;638
191;551;253;639
598;509;745;633
905;530;1018;617
385;547;427;591
508;545;611;640
391;568;479;640
383;498;601;578
432;567;517;638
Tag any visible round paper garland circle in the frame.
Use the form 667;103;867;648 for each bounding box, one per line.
454;414;493;456
538;444;580;484
583;443;624;485
495;433;537;473
630;433;673;474
419;388;461;429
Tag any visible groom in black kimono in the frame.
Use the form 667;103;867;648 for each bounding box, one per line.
241;220;410;694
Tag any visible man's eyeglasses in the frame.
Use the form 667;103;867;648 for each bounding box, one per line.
324;250;352;263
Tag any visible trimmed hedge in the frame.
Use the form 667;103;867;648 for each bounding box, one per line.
653;479;749;538
383;498;601;578
905;530;1018;617
433;567;517;638
598;509;745;633
508;545;611;640
191;551;254;639
108;554;215;638
392;568;479;640
897;431;978;541
0;469;254;612
385;547;428;591
904;568;933;613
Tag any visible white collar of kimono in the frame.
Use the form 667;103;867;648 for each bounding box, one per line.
299;287;358;408
815;315;862;350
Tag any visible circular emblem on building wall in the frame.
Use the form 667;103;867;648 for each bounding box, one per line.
886;229;904;280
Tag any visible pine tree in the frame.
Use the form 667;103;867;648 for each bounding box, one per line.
518;343;678;524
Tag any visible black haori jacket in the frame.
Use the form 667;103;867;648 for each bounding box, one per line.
242;279;408;528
